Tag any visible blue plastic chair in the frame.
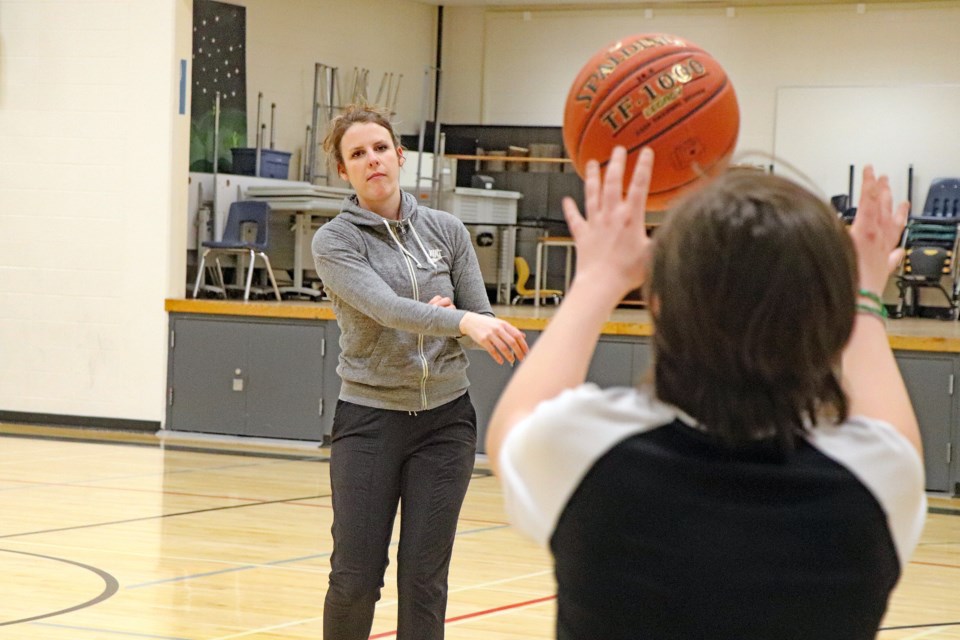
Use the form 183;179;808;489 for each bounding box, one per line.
192;201;281;302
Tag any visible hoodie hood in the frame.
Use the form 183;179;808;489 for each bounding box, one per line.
338;190;439;270
337;190;420;230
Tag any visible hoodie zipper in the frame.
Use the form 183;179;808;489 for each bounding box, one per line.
389;222;430;410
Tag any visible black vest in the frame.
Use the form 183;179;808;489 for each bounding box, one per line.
550;420;899;640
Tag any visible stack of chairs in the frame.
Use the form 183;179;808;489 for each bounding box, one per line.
895;178;960;319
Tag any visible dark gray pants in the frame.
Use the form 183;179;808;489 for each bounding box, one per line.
323;393;477;640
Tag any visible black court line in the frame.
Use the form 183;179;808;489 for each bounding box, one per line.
0;431;494;481
0;431;330;462
125;522;510;590
0;548;119;626
929;506;960;517
32;622;189;639
880;621;960;631
0;493;330;540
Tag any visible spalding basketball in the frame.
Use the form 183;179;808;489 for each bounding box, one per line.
563;33;740;210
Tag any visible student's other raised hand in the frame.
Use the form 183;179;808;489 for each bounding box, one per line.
561;146;654;303
842;165;920;454
849;166;909;295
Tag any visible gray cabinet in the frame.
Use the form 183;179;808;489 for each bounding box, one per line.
587;336;652;388
467;334;651;453
322;321;342;439
166;314;330;440
895;351;957;493
164;311;960;496
466;332;538;454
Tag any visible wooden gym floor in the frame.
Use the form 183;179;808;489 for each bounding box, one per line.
0;422;957;639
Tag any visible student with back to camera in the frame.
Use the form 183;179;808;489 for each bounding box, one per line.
487;146;926;639
311;103;529;640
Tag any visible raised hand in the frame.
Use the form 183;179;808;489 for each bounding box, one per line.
849;166;909;295
561;146;655;302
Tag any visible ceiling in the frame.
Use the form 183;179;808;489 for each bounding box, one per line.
415;0;913;6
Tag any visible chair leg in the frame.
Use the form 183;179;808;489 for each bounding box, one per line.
213;257;228;298
937;285;954;308
258;252;282;301
192;250;209;298
243;249;256;302
905;285;916;317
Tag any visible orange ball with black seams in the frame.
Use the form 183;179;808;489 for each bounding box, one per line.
563;33;740;210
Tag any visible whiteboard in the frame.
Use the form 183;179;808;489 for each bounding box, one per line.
771;85;960;214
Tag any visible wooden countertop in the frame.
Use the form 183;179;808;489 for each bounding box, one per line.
165;298;960;353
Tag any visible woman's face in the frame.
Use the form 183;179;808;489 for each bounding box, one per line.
338;121;404;213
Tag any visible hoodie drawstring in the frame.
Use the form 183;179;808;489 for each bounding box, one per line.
383;219;425;268
382;218;438;269
408;223;439;268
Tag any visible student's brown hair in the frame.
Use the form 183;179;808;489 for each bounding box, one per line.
322;103;401;167
648;170;858;451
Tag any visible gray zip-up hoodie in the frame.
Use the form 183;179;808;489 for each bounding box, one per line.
312;190;494;412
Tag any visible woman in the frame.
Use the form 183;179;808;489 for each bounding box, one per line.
487;147;926;639
311;103;528;640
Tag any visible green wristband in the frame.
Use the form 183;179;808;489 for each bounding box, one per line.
857;289;884;307
857;290;888;318
856;303;888;320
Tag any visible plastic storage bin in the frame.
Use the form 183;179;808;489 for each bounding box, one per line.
231;148;291;179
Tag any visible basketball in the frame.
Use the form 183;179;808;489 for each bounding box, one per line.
562;33;740;210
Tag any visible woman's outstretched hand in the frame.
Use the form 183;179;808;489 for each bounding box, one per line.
561;146;655;302
848;166;909;295
459;312;529;366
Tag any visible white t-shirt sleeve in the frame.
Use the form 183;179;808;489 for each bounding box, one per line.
497;384;676;546
806;416;927;569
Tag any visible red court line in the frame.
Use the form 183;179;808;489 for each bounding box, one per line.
369;594;557;638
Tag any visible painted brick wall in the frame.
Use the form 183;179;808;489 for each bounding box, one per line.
0;0;191;422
